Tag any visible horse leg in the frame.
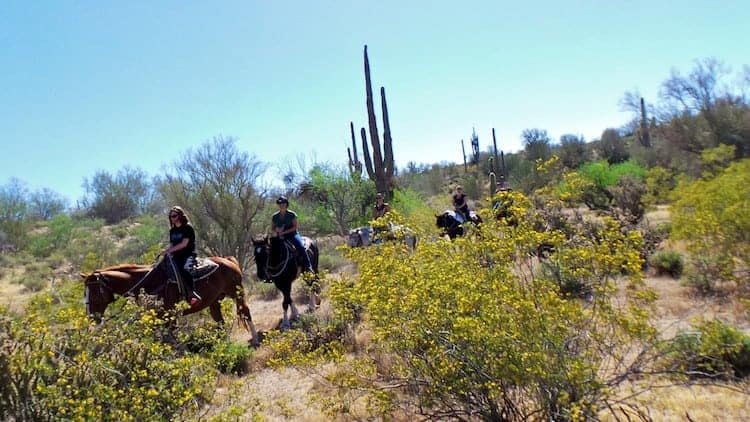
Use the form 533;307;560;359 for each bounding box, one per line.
233;292;259;346
277;280;296;329
208;301;225;325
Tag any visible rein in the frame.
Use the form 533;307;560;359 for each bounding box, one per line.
264;240;295;279
123;263;162;296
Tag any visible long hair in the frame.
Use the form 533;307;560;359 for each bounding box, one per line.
169;206;190;227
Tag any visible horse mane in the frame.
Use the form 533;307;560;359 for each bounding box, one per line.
100;264;150;273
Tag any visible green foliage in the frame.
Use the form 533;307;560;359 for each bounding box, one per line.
666;319;750;379
328;192;657;420
671;159;750;290
178;325;253;375
575;160;647;210
579;160;646;190
303;164;375;235
0;283;219;421
650;251;684;278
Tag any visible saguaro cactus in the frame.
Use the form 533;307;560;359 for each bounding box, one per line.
637;97;652;148
349;45;395;198
347;122;363;180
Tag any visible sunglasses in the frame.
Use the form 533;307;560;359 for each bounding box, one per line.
169;214;179;218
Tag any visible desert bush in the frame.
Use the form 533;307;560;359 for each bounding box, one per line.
650;251;684;278
326;192;658;421
671;159;750;291
608;175;647;222
665;319;750;379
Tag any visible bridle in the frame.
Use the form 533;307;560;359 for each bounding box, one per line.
256;239;295;279
84;272;114;316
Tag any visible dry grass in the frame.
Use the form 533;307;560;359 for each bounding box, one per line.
603;382;750;421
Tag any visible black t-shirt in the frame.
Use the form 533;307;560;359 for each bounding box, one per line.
453;193;468;211
169;223;196;262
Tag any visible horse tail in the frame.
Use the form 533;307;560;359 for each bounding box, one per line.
310;240;320;274
223;256;253;332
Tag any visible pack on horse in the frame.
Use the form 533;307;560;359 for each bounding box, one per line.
252;234;320;329
436;209;482;239
347;224;417;249
82;255;260;346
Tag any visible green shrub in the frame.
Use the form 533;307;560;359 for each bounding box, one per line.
650;251;684;278
666;320;750;379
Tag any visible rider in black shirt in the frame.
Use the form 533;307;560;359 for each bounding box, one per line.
162;206;201;306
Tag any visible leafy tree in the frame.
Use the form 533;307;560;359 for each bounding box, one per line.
522;128;552;162
301;164;374;235
159;136;267;270
555;134;588;169
658;58;750;158
670;159;750;291
0;178;30;250
28;188;66;221
598;128;629;164
329;193;658;420
82;166;153;224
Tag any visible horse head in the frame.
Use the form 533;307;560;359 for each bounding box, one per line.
82;272;116;322
251;235;271;281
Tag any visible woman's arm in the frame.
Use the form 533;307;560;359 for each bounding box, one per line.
278;218;299;236
163;238;189;255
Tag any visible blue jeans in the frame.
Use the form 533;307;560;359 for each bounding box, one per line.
289;233;313;271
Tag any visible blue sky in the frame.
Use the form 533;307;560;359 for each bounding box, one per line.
1;1;748;202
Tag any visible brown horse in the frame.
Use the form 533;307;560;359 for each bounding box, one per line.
82;256;260;346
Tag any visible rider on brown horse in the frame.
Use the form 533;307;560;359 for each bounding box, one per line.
161;206;201;306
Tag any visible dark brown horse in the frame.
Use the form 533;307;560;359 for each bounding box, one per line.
82;256;260;346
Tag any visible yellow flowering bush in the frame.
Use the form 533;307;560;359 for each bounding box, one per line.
671;159;750;291
0;282;219;421
328;191;658;420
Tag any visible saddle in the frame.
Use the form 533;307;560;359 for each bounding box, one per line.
165;256;219;286
191;257;220;281
280;238;314;267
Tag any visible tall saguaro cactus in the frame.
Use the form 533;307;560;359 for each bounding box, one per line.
637;97;652;148
347;122;363;180
363;46;395;197
350;45;395;198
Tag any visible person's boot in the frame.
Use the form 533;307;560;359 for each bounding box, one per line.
183;272;201;306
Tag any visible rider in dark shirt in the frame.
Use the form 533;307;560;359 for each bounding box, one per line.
452;185;470;222
271;196;314;273
373;192;391;220
162;206;201;306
